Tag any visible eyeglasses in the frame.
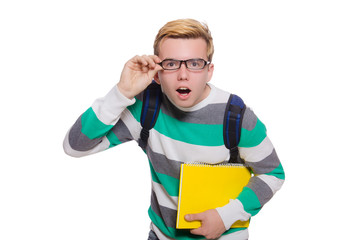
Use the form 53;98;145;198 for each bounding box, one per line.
158;58;211;70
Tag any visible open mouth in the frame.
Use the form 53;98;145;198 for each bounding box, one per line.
177;87;191;96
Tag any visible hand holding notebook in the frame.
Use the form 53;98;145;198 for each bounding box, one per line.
185;209;226;239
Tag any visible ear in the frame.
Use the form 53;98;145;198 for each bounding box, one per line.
207;63;214;82
154;72;161;84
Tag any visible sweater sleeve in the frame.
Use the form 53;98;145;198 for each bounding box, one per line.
216;107;285;230
63;85;137;157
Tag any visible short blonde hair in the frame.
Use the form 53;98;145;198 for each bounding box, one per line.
153;19;214;61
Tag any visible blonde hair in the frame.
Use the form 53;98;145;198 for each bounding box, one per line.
153;19;214;61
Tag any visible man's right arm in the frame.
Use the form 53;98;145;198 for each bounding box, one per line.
63;85;136;157
63;55;162;158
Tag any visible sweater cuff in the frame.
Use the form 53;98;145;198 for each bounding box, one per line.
216;199;251;230
91;85;136;125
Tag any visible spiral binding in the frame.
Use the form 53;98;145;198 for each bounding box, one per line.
184;162;246;168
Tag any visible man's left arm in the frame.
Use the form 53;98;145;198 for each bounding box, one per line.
186;107;285;237
217;107;285;230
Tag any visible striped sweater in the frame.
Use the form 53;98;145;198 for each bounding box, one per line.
63;83;285;240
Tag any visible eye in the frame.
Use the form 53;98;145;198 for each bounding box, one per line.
188;59;204;69
190;60;200;67
162;60;179;69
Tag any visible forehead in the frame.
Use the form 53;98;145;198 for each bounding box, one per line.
158;38;208;60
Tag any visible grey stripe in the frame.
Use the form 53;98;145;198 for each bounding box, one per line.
147;147;183;179
246;176;274;206
161;95;226;125
111;118;134;143
137;92;255;130
246;149;280;175
242;108;258;131
151;190;177;228
69;115;102;151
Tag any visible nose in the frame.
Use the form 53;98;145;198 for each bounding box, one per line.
177;62;189;80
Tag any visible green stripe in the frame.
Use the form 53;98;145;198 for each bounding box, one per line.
157;173;179;197
148;208;177;238
148;208;246;240
149;160;180;197
128;98;267;147
237;187;261;216
266;163;285;180
127;98;142;123
106;130;122;148
81;107;113;139
154;110;223;146
128;98;224;146
240;118;267;148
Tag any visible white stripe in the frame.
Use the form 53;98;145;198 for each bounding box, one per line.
149;130;229;164
219;228;249;240
150;224;172;240
152;181;178;210
257;174;285;194
92;85;136;125
207;84;231;104
120;108;141;140
239;136;274;163
216;199;251;230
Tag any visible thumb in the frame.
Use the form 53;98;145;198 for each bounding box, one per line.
149;64;162;79
185;213;204;222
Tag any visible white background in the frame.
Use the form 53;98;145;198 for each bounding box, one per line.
1;0;361;239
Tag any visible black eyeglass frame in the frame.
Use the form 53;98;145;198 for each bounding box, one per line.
158;58;211;70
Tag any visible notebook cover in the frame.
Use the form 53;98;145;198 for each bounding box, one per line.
176;163;251;229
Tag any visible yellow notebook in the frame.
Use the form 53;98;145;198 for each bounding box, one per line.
176;163;251;229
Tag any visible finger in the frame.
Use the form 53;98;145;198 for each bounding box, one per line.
131;55;149;68
147;59;163;75
142;66;149;73
148;65;162;80
142;55;161;69
137;55;154;68
190;227;204;236
185;213;204;222
149;55;162;64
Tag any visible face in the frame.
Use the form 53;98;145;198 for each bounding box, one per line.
154;38;214;108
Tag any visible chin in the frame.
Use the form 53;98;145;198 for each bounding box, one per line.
177;100;199;109
177;103;193;108
165;91;200;109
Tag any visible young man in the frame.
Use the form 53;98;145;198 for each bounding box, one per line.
64;19;285;240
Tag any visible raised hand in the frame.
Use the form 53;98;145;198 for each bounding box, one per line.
117;55;163;99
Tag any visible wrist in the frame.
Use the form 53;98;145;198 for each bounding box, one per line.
216;199;251;230
117;82;135;100
91;85;135;126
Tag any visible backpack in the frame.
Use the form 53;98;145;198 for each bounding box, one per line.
138;82;246;164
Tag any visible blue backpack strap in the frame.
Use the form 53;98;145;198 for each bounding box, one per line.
223;94;246;164
139;81;162;149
